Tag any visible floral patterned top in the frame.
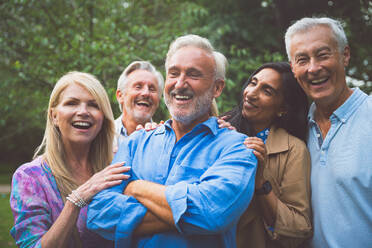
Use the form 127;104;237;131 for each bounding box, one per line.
10;157;113;248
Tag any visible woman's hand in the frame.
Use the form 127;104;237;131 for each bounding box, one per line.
244;137;266;187
75;162;130;203
217;115;236;130
136;121;165;131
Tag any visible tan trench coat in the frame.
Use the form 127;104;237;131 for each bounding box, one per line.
237;126;312;248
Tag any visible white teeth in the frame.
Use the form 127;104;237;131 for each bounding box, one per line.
311;78;327;84
74;121;90;126
72;121;92;129
137;101;150;106
175;95;191;100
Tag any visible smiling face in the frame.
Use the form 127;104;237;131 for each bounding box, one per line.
164;46;224;126
289;25;351;109
52;83;104;148
117;69;160;124
242;68;285;133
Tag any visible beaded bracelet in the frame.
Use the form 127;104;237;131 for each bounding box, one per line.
72;190;87;207
66;190;87;208
66;195;84;208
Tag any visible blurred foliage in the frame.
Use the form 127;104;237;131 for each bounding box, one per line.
0;193;15;247
0;0;371;166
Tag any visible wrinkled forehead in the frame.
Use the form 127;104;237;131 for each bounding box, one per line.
126;69;159;86
167;46;216;73
290;25;338;57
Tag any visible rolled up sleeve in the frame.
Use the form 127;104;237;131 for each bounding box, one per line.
87;187;147;243
165;141;257;234
87;138;148;245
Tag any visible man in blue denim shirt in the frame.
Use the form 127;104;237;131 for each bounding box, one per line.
285;17;372;247
87;34;257;247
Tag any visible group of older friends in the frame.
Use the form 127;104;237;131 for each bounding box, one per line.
9;16;372;248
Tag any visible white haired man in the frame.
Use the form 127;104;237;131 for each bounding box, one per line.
285;17;372;247
87;34;257;247
115;61;164;146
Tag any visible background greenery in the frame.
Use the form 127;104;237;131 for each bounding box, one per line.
0;1;371;245
0;193;15;247
1;0;371;169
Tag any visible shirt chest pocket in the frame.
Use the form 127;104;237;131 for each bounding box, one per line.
167;162;208;185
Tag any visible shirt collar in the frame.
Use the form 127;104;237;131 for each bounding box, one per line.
256;128;270;143
333;88;367;123
115;115;128;137
162;117;219;136
308;88;367;124
265;126;290;154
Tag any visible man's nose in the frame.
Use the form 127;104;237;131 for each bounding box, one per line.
308;58;322;74
174;73;187;89
140;86;150;97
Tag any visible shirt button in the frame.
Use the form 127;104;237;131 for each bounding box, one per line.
316;133;320;137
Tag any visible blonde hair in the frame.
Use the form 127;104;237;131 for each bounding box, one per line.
34;71;115;199
210;99;219;116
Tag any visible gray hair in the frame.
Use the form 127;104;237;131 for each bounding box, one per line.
285;17;348;61
165;34;228;80
117;61;164;93
117;61;164;111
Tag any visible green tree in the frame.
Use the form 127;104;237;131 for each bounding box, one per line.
1;0;371;166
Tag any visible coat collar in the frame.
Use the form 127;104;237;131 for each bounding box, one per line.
265;125;289;155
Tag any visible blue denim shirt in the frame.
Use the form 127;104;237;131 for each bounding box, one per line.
87;117;257;248
308;88;372;247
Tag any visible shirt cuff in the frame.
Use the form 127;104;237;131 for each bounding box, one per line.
114;197;147;243
165;181;188;233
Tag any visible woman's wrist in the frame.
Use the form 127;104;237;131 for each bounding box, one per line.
255;175;266;189
66;190;88;208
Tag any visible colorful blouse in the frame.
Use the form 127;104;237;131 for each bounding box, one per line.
10;157;113;248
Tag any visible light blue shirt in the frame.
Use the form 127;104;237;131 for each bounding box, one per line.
308;88;372;248
87;117;257;248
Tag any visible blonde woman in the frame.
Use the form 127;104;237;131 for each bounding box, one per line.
10;72;130;248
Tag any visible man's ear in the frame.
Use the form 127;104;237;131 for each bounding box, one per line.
343;45;351;67
213;79;225;98
116;89;124;105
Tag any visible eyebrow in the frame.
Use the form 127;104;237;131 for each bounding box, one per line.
251;76;279;93
64;97;79;101
293;52;307;60
167;66;179;71
294;46;332;59
186;67;203;74
64;97;96;103
315;46;332;54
